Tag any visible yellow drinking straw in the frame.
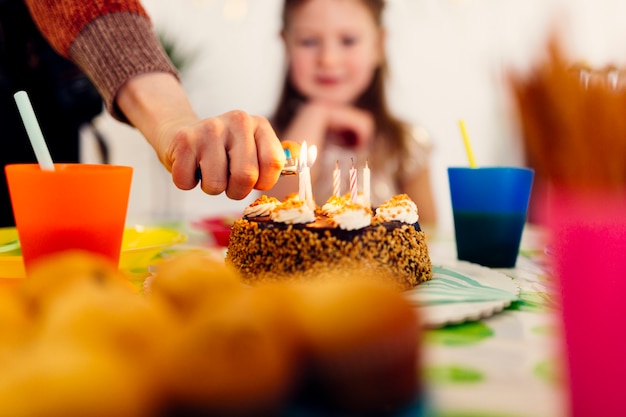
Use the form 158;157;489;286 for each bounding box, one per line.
458;119;477;168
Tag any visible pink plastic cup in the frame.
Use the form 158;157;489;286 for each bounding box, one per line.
548;188;626;417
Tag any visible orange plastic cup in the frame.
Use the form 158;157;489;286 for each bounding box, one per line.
5;163;133;271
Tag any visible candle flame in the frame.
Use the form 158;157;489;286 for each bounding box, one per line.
299;141;308;168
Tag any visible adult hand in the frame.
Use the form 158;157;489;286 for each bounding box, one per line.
116;73;285;200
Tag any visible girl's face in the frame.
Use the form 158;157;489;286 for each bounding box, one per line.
282;0;384;106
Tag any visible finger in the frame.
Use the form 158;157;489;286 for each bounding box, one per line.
171;155;200;191
254;117;285;190
197;121;230;195
168;129;200;190
223;111;259;199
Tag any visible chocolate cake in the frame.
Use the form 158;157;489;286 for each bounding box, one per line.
225;195;432;290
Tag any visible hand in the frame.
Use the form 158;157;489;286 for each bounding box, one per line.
297;101;375;148
282;101;375;152
116;73;285;200
325;104;375;149
158;111;285;200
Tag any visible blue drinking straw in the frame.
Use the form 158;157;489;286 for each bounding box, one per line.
14;90;55;171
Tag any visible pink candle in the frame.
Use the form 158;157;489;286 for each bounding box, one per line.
333;160;341;197
349;158;357;203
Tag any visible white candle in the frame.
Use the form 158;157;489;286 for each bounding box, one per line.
304;168;313;209
363;159;371;208
298;141;308;202
333;160;341;197
349;158;357;203
306;145;317;209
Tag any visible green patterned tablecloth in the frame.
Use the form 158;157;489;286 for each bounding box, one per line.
422;227;567;417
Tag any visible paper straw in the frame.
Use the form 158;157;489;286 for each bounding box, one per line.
14;91;54;170
458;119;477;168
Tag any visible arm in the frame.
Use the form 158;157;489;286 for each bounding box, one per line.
26;0;285;198
116;73;284;199
24;0;158;118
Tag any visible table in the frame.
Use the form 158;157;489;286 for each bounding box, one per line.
174;222;569;417
0;221;569;416
420;226;568;417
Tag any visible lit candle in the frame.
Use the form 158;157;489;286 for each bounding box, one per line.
363;159;371;208
306;145;317;209
298;141;308;202
349;158;357;203
333;160;341;197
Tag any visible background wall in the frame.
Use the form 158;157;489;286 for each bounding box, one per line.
82;0;626;232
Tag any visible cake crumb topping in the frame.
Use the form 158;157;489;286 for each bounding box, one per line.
226;218;432;290
375;194;419;224
228;193;431;290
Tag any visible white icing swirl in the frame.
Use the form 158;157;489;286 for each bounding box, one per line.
332;207;372;230
321;196;349;215
375;195;419;224
243;196;280;217
321;202;342;215
270;201;315;224
243;202;276;217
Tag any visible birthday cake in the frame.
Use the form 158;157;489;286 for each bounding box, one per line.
225;194;432;290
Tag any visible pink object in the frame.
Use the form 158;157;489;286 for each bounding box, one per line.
333;160;341;197
548;188;626;417
193;214;238;247
349;159;357;203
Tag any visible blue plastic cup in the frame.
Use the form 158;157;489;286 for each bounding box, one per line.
448;167;534;268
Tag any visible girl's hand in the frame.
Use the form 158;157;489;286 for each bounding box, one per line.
325;104;375;149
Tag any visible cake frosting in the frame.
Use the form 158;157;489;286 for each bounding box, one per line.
375;194;419;224
270;199;316;224
226;194;432;290
329;202;372;231
243;195;281;218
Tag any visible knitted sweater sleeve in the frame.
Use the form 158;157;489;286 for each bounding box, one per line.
24;0;179;122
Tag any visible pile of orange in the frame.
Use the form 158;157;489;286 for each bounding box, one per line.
0;250;421;416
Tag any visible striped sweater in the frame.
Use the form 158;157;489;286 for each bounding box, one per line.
24;0;178;121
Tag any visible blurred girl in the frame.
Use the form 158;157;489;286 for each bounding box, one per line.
269;0;437;226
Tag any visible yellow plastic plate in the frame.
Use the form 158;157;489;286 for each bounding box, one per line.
0;225;187;280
